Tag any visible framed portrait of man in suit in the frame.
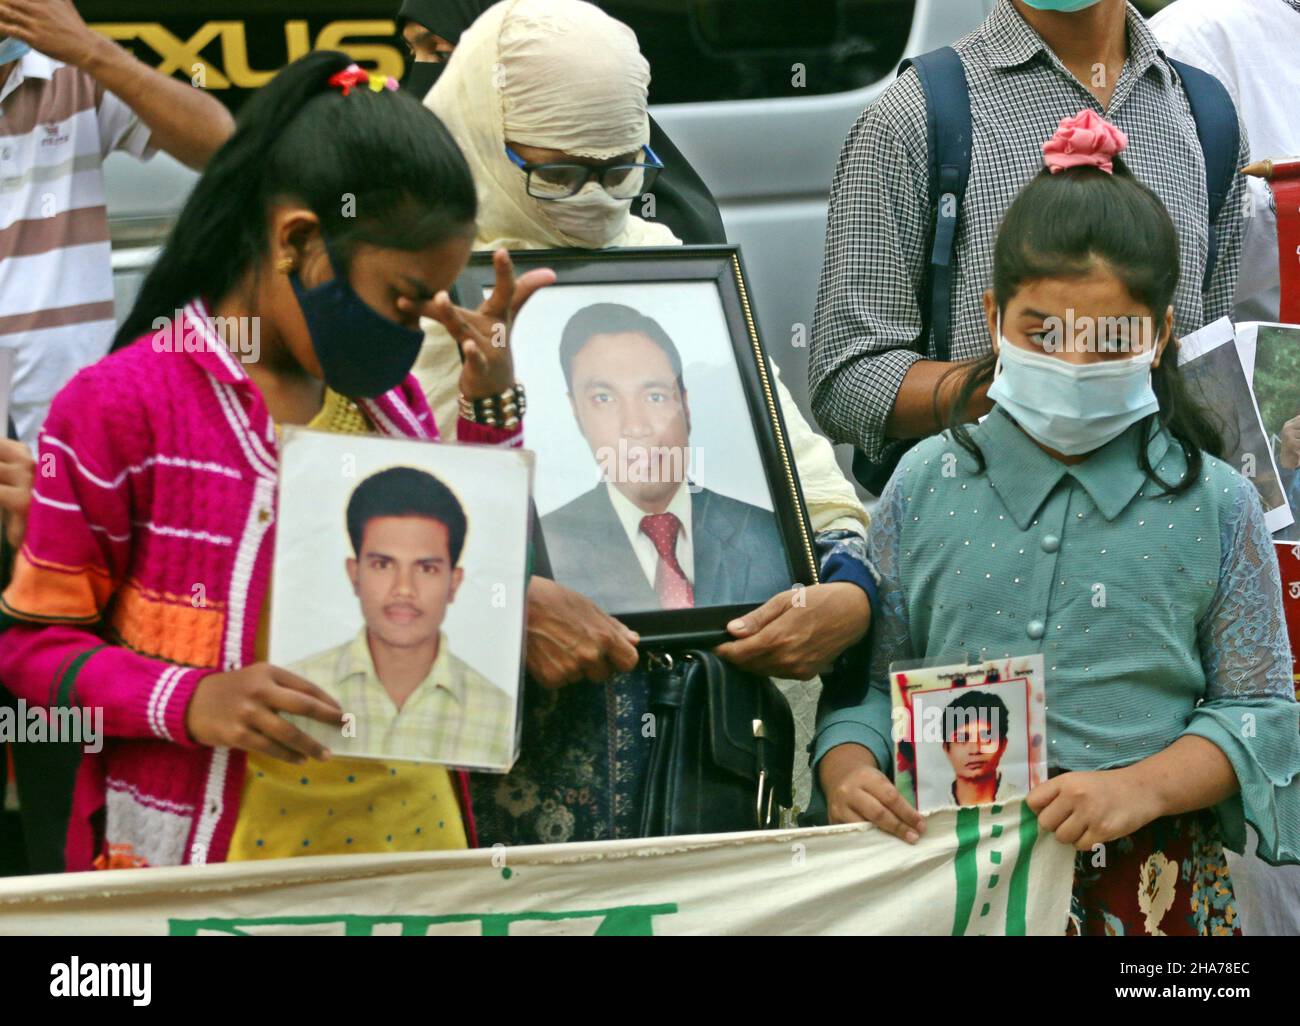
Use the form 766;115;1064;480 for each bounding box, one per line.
453;246;818;645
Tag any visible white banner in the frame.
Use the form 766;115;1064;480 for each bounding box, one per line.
0;802;1074;936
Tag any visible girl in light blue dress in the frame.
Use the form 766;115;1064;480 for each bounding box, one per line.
813;111;1298;935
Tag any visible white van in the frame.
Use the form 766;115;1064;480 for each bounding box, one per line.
100;0;987;451
99;0;1167;446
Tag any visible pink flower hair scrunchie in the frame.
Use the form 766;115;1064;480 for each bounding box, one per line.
1042;109;1129;174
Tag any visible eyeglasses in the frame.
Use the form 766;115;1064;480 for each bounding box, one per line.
504;144;664;200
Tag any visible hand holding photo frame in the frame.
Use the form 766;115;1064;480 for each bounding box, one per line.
453;245;818;646
270;429;532;773
890;654;1048;814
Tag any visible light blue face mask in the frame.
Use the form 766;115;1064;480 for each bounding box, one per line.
0;36;30;66
1019;0;1103;11
987;337;1159;456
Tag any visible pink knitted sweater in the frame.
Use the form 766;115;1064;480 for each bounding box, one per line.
0;299;519;870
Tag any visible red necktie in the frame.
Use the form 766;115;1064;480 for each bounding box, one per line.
639;512;694;609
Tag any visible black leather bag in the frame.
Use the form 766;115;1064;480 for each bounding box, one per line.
639;649;794;837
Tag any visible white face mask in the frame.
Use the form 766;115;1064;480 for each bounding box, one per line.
0;35;30;65
538;181;631;247
987;336;1160;456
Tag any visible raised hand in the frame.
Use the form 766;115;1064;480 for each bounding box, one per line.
0;0;102;68
405;248;555;400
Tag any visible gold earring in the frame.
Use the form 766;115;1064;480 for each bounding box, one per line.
275;256;295;274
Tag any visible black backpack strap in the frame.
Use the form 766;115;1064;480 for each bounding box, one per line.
851;48;973;496
899;46;973;363
849;48;972;496
1167;57;1240;293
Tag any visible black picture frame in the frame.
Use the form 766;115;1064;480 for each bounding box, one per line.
453;244;819;647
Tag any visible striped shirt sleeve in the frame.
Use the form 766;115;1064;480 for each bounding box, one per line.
95;84;155;160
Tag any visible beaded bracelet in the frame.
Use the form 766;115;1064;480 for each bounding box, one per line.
458;382;526;430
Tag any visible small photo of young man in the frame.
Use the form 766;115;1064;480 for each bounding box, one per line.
912;681;1032;813
940;690;1011;808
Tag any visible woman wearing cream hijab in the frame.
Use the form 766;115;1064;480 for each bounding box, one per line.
419;0;877;845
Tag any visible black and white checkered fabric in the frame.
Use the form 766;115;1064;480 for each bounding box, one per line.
809;0;1249;464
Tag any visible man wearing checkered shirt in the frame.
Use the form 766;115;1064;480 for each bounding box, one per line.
810;0;1249;483
287;466;513;769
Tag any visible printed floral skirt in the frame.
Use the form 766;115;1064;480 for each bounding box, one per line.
470;670;651;847
1068;810;1239;936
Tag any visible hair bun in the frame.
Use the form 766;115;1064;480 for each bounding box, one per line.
1042;109;1128;175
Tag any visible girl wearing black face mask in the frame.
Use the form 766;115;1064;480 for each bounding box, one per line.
115;49;550;417
0;51;551;870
